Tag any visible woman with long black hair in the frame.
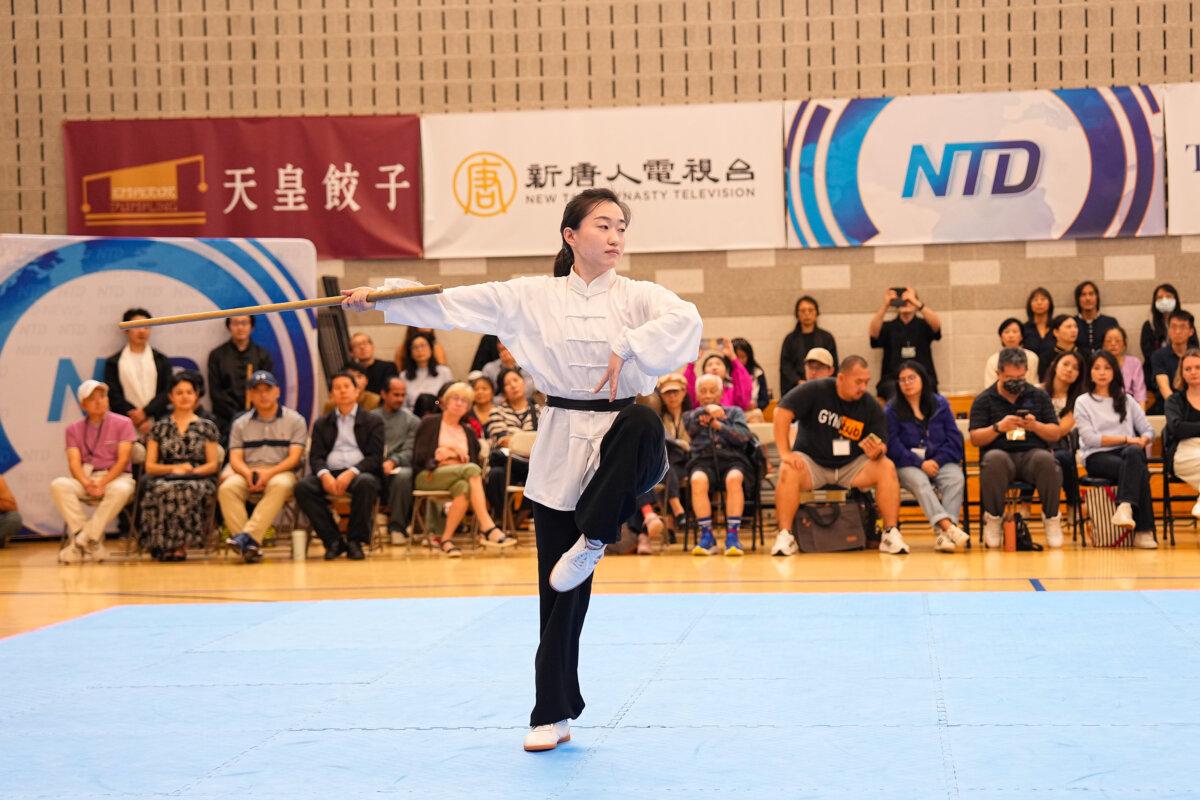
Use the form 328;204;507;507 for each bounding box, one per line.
342;188;702;753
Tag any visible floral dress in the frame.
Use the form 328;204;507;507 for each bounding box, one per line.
140;416;219;552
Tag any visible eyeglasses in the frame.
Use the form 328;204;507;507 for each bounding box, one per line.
897;375;920;384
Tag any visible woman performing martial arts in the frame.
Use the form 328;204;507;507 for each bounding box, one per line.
342;188;703;752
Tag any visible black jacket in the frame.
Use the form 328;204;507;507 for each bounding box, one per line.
207;340;274;434
309;406;385;478
779;325;838;391
412;414;482;474
103;348;173;419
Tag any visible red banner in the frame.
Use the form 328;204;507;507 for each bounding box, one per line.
63;115;422;259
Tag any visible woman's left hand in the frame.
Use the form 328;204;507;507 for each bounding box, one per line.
593;351;626;401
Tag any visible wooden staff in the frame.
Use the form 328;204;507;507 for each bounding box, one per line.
117;285;443;329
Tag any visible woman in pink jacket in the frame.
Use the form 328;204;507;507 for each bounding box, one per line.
684;339;753;411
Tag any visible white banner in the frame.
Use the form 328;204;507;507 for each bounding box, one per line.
1165;83;1200;235
785;86;1165;248
421;102;784;259
0;235;318;537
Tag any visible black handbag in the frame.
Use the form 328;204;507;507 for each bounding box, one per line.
793;500;868;552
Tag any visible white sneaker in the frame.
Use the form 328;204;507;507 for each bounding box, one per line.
1133;532;1158;549
57;541;83;564
771;529;798;556
879;527;909;555
1192;499;1200;520
75;532;108;563
934;532;956;553
983;513;1003;549
524;719;571;752
390;529;409;546
1111;502;1135;530
945;524;970;548
1043;515;1064;548
549;535;605;592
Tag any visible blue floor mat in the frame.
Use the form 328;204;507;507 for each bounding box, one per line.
3;591;1200;800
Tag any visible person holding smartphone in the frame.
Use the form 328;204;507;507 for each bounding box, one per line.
869;286;942;401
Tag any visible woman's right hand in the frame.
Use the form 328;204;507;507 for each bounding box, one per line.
341;287;377;312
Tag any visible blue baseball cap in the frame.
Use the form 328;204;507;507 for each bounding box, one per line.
249;370;278;388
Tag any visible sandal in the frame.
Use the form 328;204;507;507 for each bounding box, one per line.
478;525;510;548
441;540;462;558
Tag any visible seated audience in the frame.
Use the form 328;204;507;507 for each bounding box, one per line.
869;286;941;399
1021;287;1055;357
732;337;770;413
625;491;664;555
412;392;441;418
485;368;539;521
657;373;691;533
395;326;448;370
967;348;1064;548
374;376;421;545
1140;284;1196;409
1151;310;1196;406
1073;280;1118;357
413;382;508;555
802;347;836;382
53;380;137;564
771;356;908;556
465;371;498;438
0;474;18;549
294;371;386;560
779;295;838;391
685;373;753;557
207;315;274;443
470;333;501;372
321;364;381;413
1043;350;1085;513
1039;314;1080;381
885;362;969;552
984;318;1039;389
400;332;454;410
1075;351;1157;549
1165;348;1200;519
1101;325;1147;409
482;341;537;400
218;371;306;563
684;340;752;411
349;332;399;394
140;373;220;561
104;308;172;436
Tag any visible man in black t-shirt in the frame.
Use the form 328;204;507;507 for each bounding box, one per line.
770;356;908;556
968;348;1064;548
869;287;941;400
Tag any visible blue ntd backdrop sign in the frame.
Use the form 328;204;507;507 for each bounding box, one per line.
0;236;318;536
785;86;1165;248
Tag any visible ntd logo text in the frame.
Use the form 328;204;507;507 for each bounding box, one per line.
902;140;1041;198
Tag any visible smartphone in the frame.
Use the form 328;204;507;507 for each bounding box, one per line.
889;287;907;308
715;337;726;347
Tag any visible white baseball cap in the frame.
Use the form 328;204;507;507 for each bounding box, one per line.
77;379;108;403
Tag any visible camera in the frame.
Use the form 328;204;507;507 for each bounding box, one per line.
889;287;907;308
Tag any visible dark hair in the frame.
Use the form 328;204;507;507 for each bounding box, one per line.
402;333;440;380
1074;280;1101;313
890;360;936;422
794;295;820;318
1025;287;1054;322
1149;283;1182;344
224;314;255;330
395;326;439;373
1169;309;1196;329
840;354;869;372
657;383;693;415
412;393;440;418
997;347;1028;371
1105;324;1128;348
383;376;407;394
169;370;203;397
731;338;760;374
496;367;526;399
1175;347;1200;391
997;317;1023;338
328;369;358;390
1042;350;1085;418
122;307;151;323
343;364;365;377
1086;350;1128;423
701;352;733;379
553;188;632;278
1050;314;1077;343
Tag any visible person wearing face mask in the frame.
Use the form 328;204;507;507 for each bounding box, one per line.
984;318;1040;390
968;348;1065;549
1141;285;1197;410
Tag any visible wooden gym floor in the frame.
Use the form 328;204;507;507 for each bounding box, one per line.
5;524;1200;640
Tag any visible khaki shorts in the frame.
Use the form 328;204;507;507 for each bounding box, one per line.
796;452;871;489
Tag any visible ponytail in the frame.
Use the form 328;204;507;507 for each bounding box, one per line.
553;242;574;278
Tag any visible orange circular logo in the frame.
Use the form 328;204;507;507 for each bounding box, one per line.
452;151;517;217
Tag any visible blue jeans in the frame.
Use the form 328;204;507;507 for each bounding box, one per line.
897;463;965;528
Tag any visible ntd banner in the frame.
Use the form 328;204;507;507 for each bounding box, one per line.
1165;83;1200;236
0;235;318;537
421;103;784;259
784;86;1165;248
63;116;421;260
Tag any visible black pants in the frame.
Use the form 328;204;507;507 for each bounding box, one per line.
1054;448;1080;508
294;470;380;547
529;403;666;727
486;458;528;518
1085;446;1156;535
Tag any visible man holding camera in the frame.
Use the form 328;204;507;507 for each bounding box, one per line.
968;348;1065;548
869;286;941;400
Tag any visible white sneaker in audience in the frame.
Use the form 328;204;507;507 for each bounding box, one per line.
1133;532;1158;549
771;529;798;556
879;527;909;555
1191;499;1200;520
934;532;956;552
523;719;571;752
983;513;1003;549
1043;515;1064;548
57;541;83;564
75;532;107;563
1110;502;1135;529
946;524;970;548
